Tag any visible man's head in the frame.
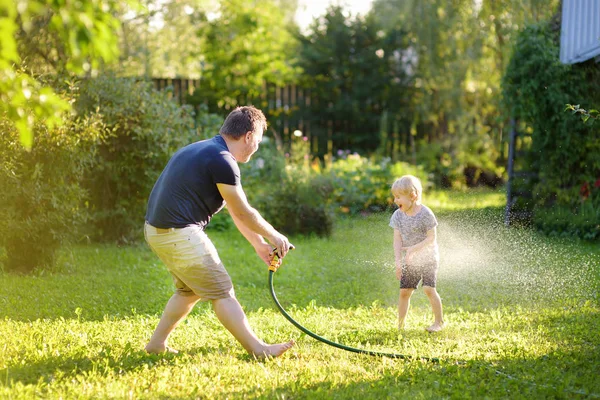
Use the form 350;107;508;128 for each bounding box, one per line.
220;106;267;139
219;106;267;163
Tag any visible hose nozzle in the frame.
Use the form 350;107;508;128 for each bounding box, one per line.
269;253;281;272
268;244;295;272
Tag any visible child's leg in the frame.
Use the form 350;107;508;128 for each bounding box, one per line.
422;285;444;332
398;288;414;329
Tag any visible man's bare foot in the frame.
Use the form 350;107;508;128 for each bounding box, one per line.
253;340;295;359
145;343;179;354
426;322;444;332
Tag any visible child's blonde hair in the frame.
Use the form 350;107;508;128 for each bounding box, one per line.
391;175;423;202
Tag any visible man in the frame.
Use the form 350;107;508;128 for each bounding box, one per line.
144;106;294;358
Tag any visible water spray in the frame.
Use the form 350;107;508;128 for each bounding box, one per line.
268;248;439;363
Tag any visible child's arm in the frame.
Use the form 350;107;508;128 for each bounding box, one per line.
393;229;404;280
403;227;436;264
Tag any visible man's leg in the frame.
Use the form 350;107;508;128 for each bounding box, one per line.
145;292;200;353
212;296;294;358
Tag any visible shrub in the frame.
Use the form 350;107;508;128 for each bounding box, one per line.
240;137;331;236
0;112;104;273
75;74;198;242
241;136;287;200
252;170;334;237
502;22;600;239
231;140;431;237
194;104;225;140
534;179;600;240
415;134;504;189
325;154;430;215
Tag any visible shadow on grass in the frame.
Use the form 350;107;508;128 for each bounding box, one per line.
247;350;600;399
0;348;174;387
0;343;224;388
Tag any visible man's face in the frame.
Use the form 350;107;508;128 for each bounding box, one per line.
240;127;263;163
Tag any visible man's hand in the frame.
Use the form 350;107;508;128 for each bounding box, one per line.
269;233;291;259
255;242;274;266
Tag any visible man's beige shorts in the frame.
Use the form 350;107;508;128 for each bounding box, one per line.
144;222;234;300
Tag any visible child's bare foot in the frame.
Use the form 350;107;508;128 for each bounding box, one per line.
145;343;179;354
253;340;295;359
426;322;444;332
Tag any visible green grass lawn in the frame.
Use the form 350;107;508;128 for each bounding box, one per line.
1;189;599;399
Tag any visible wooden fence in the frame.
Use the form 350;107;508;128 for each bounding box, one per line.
152;78;323;152
151;78;402;157
152;78;200;105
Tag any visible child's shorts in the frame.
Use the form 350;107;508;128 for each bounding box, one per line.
144;222;235;300
400;262;438;289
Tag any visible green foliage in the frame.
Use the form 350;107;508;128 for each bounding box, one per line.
1;0;126;149
114;0;300;79
502;23;600;239
241;137;287;197
75;74;197;242
370;0;558;187
193;104;225;140
240;140;431;235
253;171;334;237
239;138;430;235
416;132;504;189
115;0;207;78
193;0;301;111
325;154;430;215
298;6;410;156
533;179;600;240
240;138;332;236
0;109;104;272
565;104;600;124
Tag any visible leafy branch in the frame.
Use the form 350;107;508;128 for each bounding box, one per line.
565;104;599;123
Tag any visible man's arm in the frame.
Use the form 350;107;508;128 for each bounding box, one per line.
228;210;272;266
217;183;290;258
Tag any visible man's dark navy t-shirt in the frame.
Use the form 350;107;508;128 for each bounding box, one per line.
145;135;240;229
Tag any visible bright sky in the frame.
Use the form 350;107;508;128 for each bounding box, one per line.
295;0;374;33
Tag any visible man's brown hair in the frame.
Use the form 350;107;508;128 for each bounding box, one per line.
219;106;267;139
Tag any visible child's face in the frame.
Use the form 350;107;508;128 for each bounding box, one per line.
392;190;415;213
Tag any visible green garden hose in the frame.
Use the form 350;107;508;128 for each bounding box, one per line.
268;254;439;363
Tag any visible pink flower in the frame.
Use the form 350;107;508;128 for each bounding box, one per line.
594;178;600;188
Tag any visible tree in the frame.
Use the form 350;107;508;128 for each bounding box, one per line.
192;0;301;111
297;5;411;157
369;0;560;186
116;0;216;78
1;0;127;149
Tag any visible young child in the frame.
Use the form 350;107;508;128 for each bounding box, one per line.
389;175;444;332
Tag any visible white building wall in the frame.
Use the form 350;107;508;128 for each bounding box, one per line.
560;0;600;64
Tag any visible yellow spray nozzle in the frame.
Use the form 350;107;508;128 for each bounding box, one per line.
269;253;280;272
268;245;294;273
